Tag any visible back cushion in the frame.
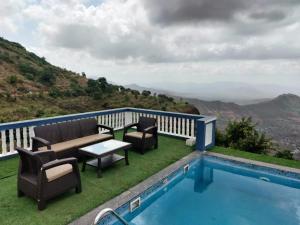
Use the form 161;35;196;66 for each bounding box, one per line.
138;117;157;132
34;124;62;144
58;120;81;141
79;118;98;136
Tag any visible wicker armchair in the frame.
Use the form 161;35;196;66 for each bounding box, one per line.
16;147;81;210
123;117;158;154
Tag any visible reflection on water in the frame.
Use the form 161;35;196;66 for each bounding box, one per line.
194;161;214;193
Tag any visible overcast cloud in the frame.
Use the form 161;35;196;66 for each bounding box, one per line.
0;0;300;92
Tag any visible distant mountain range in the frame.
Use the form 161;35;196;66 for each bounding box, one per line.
126;82;300;105
126;84;300;151
188;94;300;151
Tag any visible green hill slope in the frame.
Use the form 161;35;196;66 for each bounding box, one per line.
0;37;198;122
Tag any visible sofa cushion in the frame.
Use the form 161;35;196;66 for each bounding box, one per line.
58;121;81;141
39;140;78;152
34;124;62;144
71;133;112;147
125;131;153;139
45;164;73;182
79;118;98;136
38;134;112;152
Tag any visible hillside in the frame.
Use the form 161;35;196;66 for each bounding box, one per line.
187;94;300;151
0;37;198;122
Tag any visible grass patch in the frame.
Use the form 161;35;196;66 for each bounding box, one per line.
211;146;300;169
0;132;193;225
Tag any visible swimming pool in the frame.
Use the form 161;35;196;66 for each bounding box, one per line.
103;156;300;225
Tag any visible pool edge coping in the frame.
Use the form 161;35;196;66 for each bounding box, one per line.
69;151;201;225
206;152;300;174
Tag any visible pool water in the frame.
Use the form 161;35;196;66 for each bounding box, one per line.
114;157;300;225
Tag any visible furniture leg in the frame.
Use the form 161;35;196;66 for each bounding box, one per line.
125;149;129;165
97;158;102;178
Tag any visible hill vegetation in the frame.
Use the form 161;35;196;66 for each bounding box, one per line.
187;94;300;153
0;37;198;122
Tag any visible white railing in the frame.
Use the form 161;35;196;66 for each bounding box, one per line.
0;107;216;158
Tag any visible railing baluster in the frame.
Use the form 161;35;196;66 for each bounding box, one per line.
1;130;7;154
191;119;195;137
186;119;190;137
9;129;14;152
157;115;161;132
29;126;34;149
16;128;21;147
182;119;186;136
162;116;165;132
178;118;181;135
173;117;176;134
169;117;172;133
23;127;28;149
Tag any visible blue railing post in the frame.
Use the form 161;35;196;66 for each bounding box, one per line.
196;117;217;151
196;119;206;151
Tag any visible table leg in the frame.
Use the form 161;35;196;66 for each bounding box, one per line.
97;158;102;178
125;149;129;165
82;156;86;172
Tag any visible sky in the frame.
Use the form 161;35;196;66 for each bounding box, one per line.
1;0;300;90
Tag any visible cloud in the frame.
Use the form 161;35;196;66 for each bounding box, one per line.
2;0;300;88
142;0;299;25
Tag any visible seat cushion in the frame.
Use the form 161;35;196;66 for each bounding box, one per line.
39;139;78;152
71;133;113;147
125;131;153;139
38;134;112;152
45;164;73;182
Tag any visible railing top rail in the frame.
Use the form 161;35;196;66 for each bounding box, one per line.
0;107;216;131
127;107;206;119
0;108;128;131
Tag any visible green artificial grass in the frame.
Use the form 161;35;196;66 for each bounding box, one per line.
211;146;300;169
0;132;193;225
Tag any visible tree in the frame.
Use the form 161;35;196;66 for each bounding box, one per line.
142;90;151;97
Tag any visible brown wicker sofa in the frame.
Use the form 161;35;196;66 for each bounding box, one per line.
16;147;81;210
32;118;114;159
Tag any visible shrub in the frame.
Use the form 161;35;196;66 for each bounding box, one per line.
215;129;226;146
224;117;271;153
38;67;56;85
7;75;18;85
142;90;151;97
275;150;293;160
49;87;61;98
18;63;37;75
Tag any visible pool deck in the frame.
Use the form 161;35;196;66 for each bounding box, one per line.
70;151;300;225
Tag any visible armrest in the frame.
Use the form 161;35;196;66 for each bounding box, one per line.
97;124;114;138
143;126;158;134
41;157;78;171
32;137;51;150
124;123;139;133
34;150;56;164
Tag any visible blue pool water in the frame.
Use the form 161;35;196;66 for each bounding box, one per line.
112;157;300;225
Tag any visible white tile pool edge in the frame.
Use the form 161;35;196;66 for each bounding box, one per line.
206;152;300;174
